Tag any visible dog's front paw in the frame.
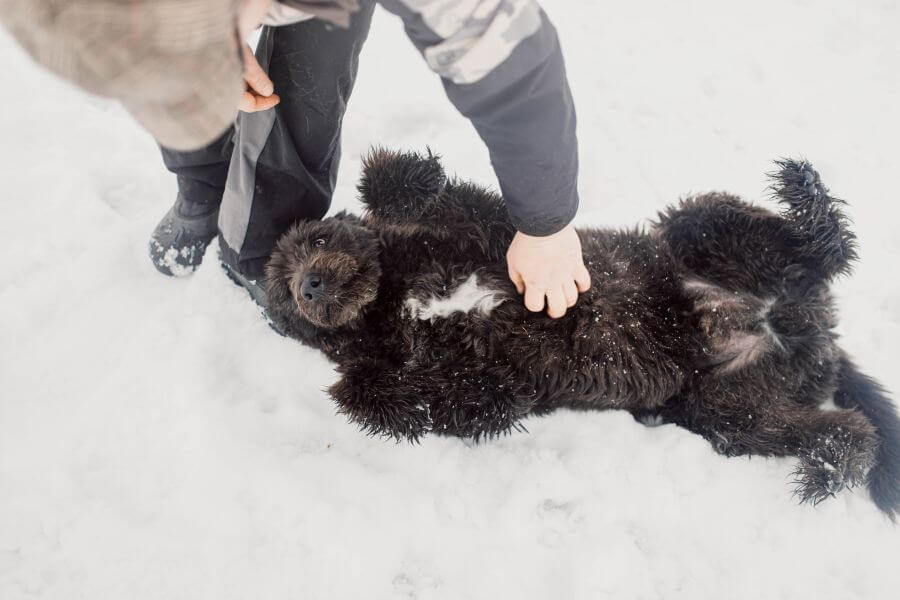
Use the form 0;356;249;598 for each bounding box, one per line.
429;373;534;442
330;369;432;443
358;148;446;222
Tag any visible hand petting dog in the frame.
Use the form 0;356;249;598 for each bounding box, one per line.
506;224;592;318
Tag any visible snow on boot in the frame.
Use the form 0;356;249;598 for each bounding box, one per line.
148;197;218;276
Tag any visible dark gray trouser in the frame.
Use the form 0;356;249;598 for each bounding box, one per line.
160;3;376;279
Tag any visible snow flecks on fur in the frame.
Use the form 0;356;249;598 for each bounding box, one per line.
683;278;747;311
404;273;505;320
769;159;858;280
792;426;874;505
5;2;900;596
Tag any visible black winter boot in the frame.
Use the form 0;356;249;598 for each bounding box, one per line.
217;244;285;336
219;253;268;309
148;194;219;276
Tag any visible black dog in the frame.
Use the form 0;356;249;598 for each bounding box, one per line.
265;149;900;518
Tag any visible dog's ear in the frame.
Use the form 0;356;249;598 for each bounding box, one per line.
357;147;447;220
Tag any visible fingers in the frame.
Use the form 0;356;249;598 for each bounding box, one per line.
524;274;584;318
521;277;584;317
239;90;281;113
505;227;592;318
523;284;546;313
563;280;578;308
523;284;568;318
242;44;274;96
574;264;592;293
239;44;280;113
546;288;567;319
508;268;525;295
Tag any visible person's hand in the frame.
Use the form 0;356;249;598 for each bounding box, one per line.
239;43;280;112
506;225;591;318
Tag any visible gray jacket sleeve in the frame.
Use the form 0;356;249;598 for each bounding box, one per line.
377;0;579;236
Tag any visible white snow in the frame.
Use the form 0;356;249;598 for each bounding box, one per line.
2;1;900;598
404;273;505;320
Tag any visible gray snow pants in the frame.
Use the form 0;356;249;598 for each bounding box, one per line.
160;3;376;279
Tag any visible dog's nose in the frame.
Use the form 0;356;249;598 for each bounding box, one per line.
300;273;326;302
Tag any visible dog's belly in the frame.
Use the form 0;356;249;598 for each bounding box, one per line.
401;266;694;414
504;310;691;413
403;272;506;320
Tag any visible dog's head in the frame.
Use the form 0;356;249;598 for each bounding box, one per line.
265;214;381;329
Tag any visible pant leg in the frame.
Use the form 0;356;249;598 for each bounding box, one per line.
219;2;376;279
159;128;234;215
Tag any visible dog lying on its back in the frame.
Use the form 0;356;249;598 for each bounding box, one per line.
265;149;900;518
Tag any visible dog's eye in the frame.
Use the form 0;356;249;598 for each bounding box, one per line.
313;238;326;247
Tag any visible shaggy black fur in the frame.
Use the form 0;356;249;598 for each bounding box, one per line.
265;150;900;519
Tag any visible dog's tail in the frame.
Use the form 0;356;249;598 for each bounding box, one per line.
770;159;858;280
834;354;900;521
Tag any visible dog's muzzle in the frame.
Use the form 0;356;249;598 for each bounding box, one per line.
300;273;326;302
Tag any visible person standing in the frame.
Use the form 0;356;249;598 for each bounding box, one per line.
1;0;590;318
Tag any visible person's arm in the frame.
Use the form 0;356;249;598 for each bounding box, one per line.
379;0;590;317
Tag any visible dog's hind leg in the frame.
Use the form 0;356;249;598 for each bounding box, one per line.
655;192;805;296
770;159;857;281
675;390;879;504
780;407;879;505
655;160;857;295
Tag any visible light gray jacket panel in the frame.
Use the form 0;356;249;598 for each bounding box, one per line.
379;0;579;235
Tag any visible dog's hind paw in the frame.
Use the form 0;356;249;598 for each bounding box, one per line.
792;432;875;505
792;457;847;505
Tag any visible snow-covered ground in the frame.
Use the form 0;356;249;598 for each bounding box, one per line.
2;1;899;598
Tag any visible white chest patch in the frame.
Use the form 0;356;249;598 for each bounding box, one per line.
404;274;505;320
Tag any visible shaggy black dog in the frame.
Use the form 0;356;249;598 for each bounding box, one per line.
265;149;900;518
